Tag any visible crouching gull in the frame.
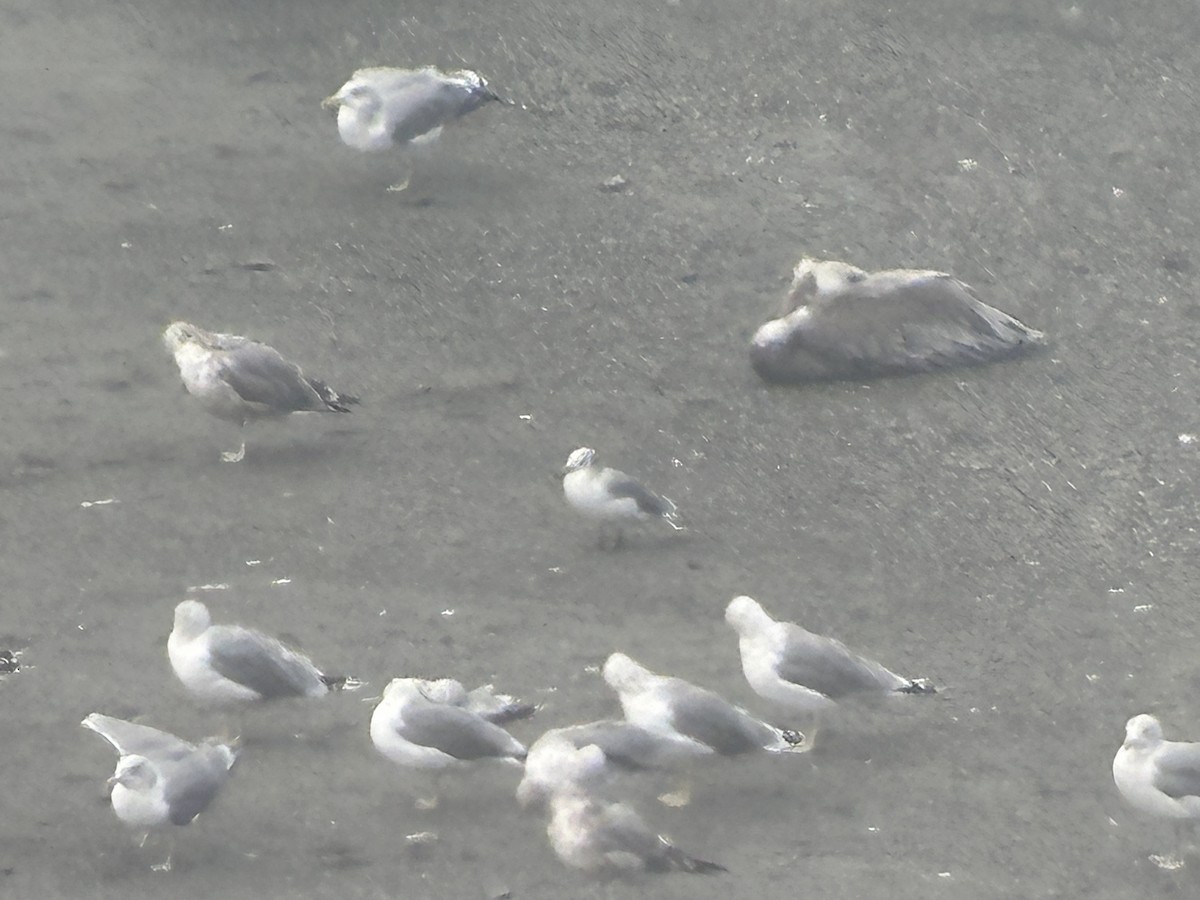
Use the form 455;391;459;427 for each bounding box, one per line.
543;744;726;877
750;257;1044;383
602;653;804;756
725;596;934;728
321;66;508;192
81;713;237;871
163;321;358;462
369;677;527;808
1114;714;1200;862
168;600;353;707
517;720;710;809
561;447;682;548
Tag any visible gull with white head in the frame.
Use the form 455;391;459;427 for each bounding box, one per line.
321;66;508;192
81;713;237;871
168;600;352;708
750;257;1044;383
561;447;681;549
163;321;357;462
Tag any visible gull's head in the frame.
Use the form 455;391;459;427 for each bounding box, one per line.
1124;714;1164;748
419;678;468;706
517;734;607;808
380;677;425;704
562;447;596;475
725;595;773;635
109;755;157;791
782;257;867;314
602;653;651;693
172;600;212;641
321;80;380;117
163;321;203;355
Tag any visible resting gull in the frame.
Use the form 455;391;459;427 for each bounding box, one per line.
369;677;527;808
725;595;935;722
544;744;726;877
81;713;237;871
163;321;358;462
561;447;682;548
321;66;507;192
750;257;1044;383
602;653;804;756
168;600;351;707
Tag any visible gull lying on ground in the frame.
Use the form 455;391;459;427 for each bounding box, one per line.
750;257;1044;383
602;653;804;756
544;744;726;877
163;321;357;462
168;600;352;707
81;713;237;871
725;595;934;722
561;447;682;548
369;677;527;808
321;66;507;192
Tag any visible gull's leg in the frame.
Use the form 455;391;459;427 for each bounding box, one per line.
150;835;175;872
414;770;442;810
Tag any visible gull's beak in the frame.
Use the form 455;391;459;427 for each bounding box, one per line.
106;774;121;788
321;93;342;112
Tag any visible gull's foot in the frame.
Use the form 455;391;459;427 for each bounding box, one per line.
658;785;691;808
386;176;411;193
151;857;173;873
414;796;439;811
221;442;246;463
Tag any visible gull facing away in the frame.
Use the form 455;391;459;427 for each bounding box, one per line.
725;596;934;721
1114;715;1200;843
168;600;352;707
321;66;507;192
750;257;1044;383
369;677;527;808
561;447;682;548
602;653;805;757
81;713;237;871
163;322;357;462
517;721;710;809
544;744;726;877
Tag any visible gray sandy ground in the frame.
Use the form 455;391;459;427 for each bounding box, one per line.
5;0;1200;897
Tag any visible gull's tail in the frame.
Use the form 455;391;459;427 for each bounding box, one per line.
307;378;360;413
320;673;363;692
659;841;728;875
897;678;936;695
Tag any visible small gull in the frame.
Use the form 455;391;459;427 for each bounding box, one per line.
163;321;358;462
517;721;709;808
1114;714;1200;842
561;447;682;548
750;257;1044;383
81;713;237;871
419;677;539;725
321;66;507;192
168;600;351;707
369;677;527;808
544;744;726;877
602;653;805;756
725;595;935;721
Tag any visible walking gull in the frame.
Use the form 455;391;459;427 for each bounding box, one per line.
369;677;527;807
750;257;1044;383
163;321;357;462
168;600;352;707
544;745;726;877
602;653;805;756
81;713;237;871
561;447;682;548
725;596;935;718
321;66;507;192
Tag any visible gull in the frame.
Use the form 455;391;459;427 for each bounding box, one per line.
517;721;709;808
602;653;805;757
321;66;508;192
419;677;539;725
168;600;352;707
544;744;726;877
1114;714;1200;860
750;257;1044;383
561;447;682;548
81;713;237;871
163;321;357;462
369;677;527;808
724;595;935;730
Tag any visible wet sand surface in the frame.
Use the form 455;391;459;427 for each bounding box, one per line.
5;0;1200;896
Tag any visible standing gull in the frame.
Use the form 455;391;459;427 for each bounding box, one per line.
81;713;237;871
725;595;934;726
168;600;351;707
750;257;1044;383
321;66;508;192
1114;714;1200;847
561;447;682;548
602;653;804;757
544;744;726;877
369;677;527;808
163;321;357;462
